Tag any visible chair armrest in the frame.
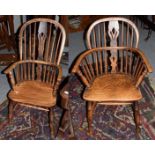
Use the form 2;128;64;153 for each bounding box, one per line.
131;48;153;87
3;61;21;74
4;60;60;74
135;48;153;73
4;60;62;90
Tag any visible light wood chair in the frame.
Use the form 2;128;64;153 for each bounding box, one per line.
4;18;66;139
71;17;153;138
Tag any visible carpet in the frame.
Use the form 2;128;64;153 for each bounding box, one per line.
0;75;155;140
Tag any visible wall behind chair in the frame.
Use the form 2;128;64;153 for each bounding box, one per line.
13;15;26;33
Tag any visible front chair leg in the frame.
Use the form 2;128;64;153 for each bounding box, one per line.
133;102;141;139
49;108;55;139
87;101;97;135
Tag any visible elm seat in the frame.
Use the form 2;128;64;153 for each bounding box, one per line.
8;81;56;108
83;74;142;104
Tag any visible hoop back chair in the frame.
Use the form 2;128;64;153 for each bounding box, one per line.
4;18;66;139
86;17;139;49
72;17;153;138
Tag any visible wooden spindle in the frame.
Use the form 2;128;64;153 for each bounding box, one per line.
136;68;147;87
120;49;124;72
129;52;133;74
54;31;62;64
28;25;32;60
32;62;34;80
92;29;97;48
32;22;36;60
27;25;32;80
31;23;36;80
16;64;20;83
53;75;61;96
50;26;57;63
103;22;106;47
49;67;55;86
94;52;99;76
52;69;56;87
77;70;90;87
85;56;95;78
20;63;23;81
81;60;92;82
126;23;129;47
135;60;143;79
130;27;134;47
46;65;51;83
104;50;108;73
37;64;41;81
97;24;101;47
23;30;27;60
44;24;52;61
43;25;52;81
133;57;140;76
121;21;124;46
99;50;103;75
136;64;145;80
125;50;128;73
23;30;27;80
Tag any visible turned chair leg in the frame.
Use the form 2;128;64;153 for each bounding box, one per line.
8;100;14;123
68;101;75;139
133;102;141;139
87;101;97;135
49;108;55;139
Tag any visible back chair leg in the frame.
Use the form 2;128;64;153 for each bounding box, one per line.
133;102;141;139
87;101;97;135
8;100;14;123
49;108;55;139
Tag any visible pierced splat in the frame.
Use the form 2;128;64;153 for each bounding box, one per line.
108;20;119;46
108;20;119;72
37;22;48;80
110;56;117;73
38;22;48;60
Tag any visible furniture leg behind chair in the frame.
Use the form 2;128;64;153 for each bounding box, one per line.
49;108;55;139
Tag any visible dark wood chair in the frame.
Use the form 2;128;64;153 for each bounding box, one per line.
0;15;16;52
71;17;153;138
4;18;66;139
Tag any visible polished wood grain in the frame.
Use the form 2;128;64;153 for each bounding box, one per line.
9;81;56;107
4;18;66;139
83;74;142;103
72;46;153;136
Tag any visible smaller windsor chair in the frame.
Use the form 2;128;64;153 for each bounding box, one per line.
4;18;66;139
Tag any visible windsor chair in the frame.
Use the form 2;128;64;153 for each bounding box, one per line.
72;17;153;138
4;18;66;139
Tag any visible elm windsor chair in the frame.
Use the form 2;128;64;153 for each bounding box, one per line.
71;17;153;138
4;18;66;139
